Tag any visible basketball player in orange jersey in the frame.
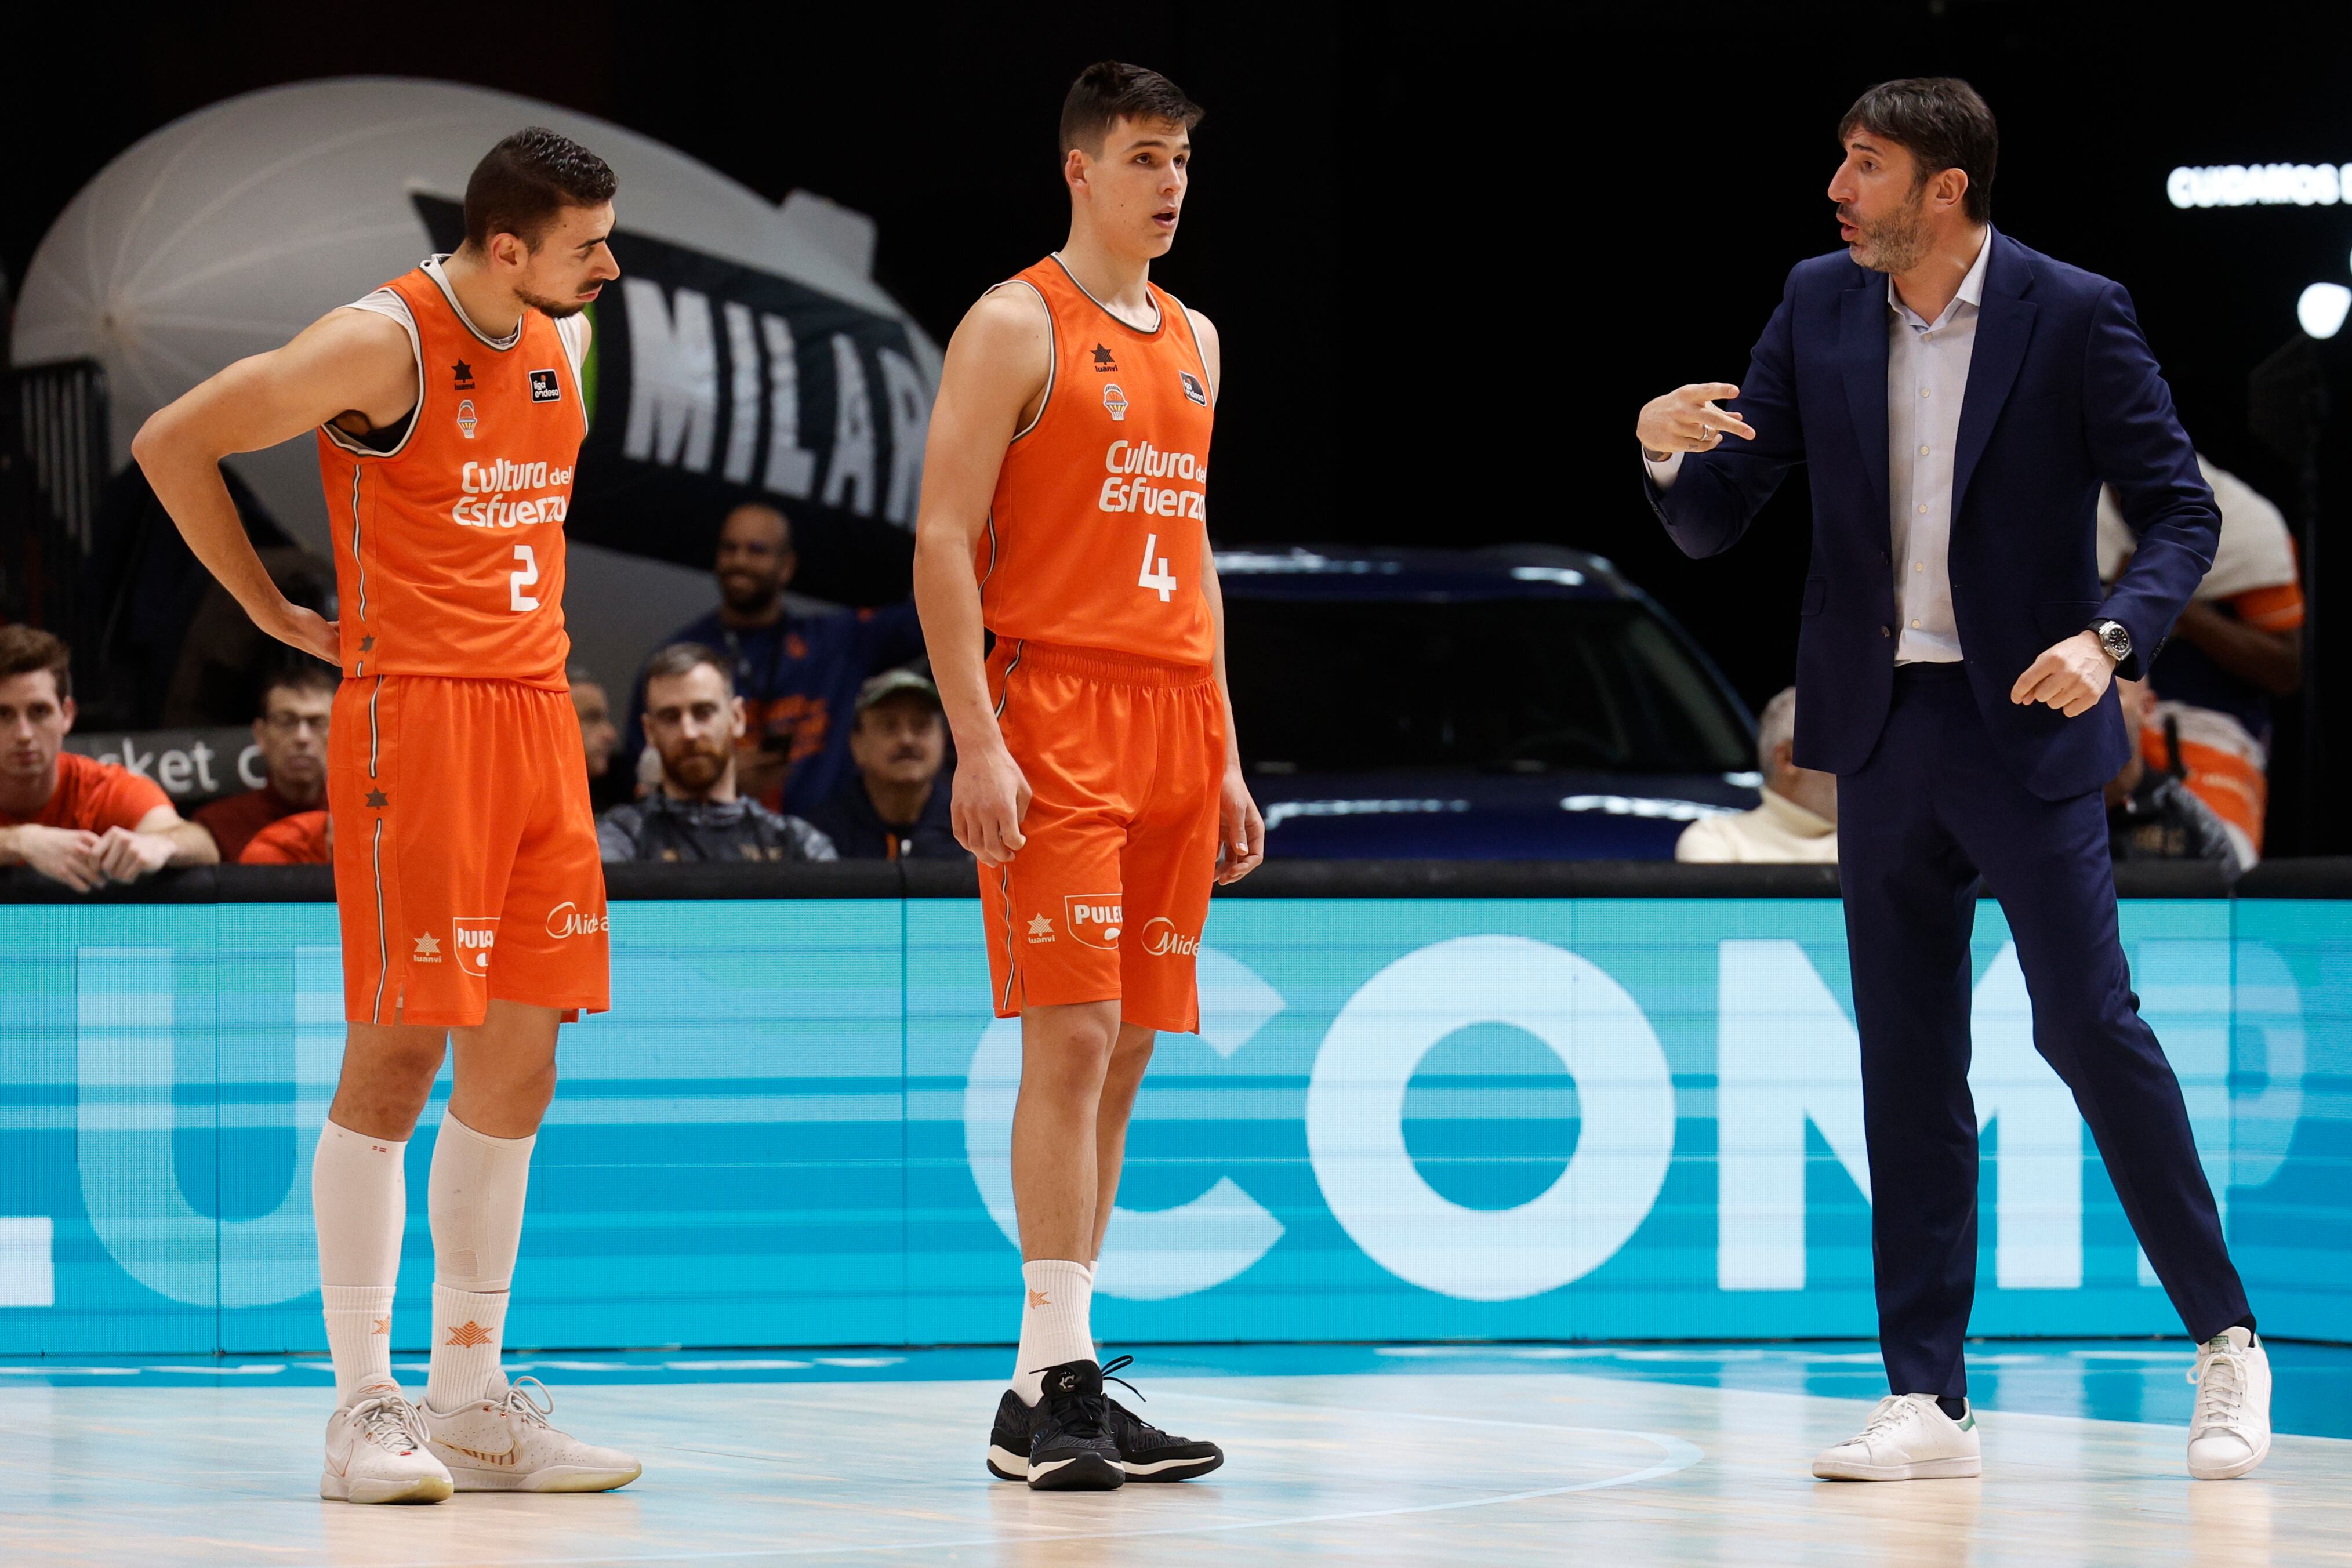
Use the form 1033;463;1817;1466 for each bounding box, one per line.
914;61;1264;1491
133;129;641;1505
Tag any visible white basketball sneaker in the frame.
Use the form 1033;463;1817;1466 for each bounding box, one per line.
320;1385;454;1504
2187;1326;2272;1480
421;1375;642;1493
1813;1392;1983;1481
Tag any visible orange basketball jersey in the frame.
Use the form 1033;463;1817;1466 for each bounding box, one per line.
978;256;1215;669
315;257;591;689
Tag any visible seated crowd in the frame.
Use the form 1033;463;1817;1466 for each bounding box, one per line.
1;469;2298;887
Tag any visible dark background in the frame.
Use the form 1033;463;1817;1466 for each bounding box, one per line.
6;3;2349;846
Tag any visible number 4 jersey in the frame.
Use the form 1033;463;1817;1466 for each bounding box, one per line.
977;255;1215;669
316;255;590;690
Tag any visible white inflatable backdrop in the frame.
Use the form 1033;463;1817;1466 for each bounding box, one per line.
12;77;942;686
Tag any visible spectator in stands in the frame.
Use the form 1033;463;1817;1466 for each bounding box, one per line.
242;810;332;865
0;625;218;889
2107;676;2241;872
599;643;837;863
1676;687;1838;863
2099;456;2301;864
568;665;630;811
801;670;962;860
620;502;925;816
192;660;335;861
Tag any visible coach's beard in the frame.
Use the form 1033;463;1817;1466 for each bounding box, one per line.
1843;200;1929;275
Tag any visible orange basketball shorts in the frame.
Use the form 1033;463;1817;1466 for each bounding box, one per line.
328;674;610;1028
979;638;1225;1035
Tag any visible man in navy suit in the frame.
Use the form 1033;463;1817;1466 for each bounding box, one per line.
1637;78;2270;1482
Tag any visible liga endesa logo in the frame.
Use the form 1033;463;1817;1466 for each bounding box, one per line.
1141;917;1199;957
545;901;610;940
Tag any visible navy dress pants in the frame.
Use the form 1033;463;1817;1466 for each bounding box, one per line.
1836;662;2250;1399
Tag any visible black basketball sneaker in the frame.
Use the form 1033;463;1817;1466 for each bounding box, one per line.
987;1358;1123;1490
985;1356;1222;1486
1098;1356;1223;1482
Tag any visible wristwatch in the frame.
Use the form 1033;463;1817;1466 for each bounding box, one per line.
2092;619;2132;665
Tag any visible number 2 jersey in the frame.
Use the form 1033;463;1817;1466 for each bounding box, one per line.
315;255;590;691
977;255;1215;669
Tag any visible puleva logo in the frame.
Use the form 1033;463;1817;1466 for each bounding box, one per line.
452;917;499;977
456;398;478;440
1064;895;1123;950
1102;383;1128;422
1141;917;1199;957
545;901;609;940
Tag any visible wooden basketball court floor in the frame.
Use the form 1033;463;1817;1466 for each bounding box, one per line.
4;1341;2347;1567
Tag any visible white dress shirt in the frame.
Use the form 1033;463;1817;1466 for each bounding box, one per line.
1674;787;1838;863
1646;230;1994;664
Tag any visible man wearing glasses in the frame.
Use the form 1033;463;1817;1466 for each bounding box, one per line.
194;662;337;862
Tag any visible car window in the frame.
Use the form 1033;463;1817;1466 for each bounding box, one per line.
1225;597;1752;774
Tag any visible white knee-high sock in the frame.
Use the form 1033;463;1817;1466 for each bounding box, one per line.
313;1120;407;1405
423;1111;535;1413
1012;1260;1095;1405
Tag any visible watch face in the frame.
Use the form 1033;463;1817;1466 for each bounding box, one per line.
2101;623;2130;659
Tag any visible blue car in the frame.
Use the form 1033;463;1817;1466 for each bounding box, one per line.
1217;545;1762;859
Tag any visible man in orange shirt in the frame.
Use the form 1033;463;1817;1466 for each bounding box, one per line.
0;625;217;889
914;61;1261;1493
135;129;637;1505
194;662;335;862
243;810;333;865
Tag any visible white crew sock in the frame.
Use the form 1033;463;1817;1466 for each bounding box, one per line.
423;1112;535;1413
312;1120;407;1405
1012;1259;1095;1406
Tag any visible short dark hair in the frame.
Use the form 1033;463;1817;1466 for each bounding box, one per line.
1838;78;1998;224
643;642;734;698
463;128;618;251
1059;61;1204;158
0;624;70;700
257;659;339;718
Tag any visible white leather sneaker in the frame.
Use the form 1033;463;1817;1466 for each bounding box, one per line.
421;1375;642;1493
320;1386;454;1504
1813;1393;1983;1481
2187;1326;2272;1480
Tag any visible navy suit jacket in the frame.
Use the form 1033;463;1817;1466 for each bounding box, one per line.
1645;230;2219;801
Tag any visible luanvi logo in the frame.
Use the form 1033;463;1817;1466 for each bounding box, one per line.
1092;343;1119;372
452;359;475;390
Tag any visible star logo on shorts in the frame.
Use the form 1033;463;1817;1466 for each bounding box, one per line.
366;789;388;810
1028;1289;1051;1309
413;932;441;959
358;635;375;653
1028;914;1053;937
444;1320;493;1348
